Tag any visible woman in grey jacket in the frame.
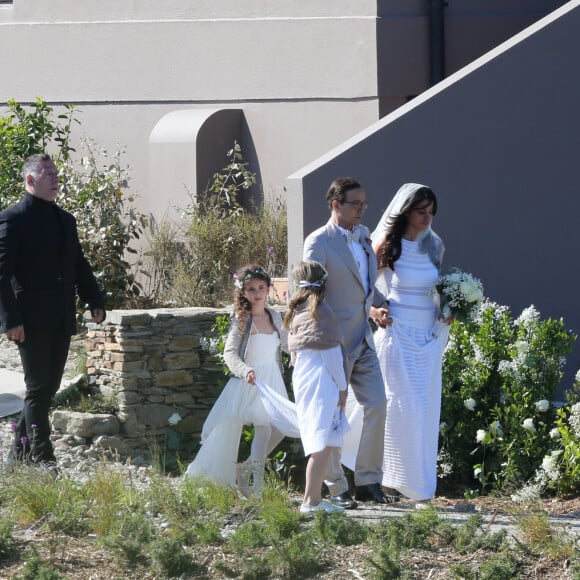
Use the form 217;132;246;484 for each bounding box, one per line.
185;265;289;497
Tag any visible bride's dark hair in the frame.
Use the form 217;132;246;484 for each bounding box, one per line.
377;187;437;270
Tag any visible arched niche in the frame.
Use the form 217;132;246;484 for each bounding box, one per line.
148;108;243;222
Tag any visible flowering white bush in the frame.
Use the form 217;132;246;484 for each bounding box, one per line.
439;298;577;496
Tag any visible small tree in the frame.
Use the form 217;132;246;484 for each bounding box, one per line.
0;98;147;309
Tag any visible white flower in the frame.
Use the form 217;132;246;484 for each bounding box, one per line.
476;429;487;443
168;412;182;426
523;418;536;433
549;428;560;439
515;305;540;327
439;422;447;432
474;467;482;478
514;340;528;355
497;360;512;376
535;399;550;413
490;421;503;437
541;454;559;482
569;403;580;437
511;482;542;503
575;369;580;384
460;280;483;303
464;398;476;412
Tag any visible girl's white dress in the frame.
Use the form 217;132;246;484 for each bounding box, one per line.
292;345;348;456
185;331;288;486
375;238;449;500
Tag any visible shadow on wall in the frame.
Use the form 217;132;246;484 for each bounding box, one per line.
149;108;262;221
286;3;580;389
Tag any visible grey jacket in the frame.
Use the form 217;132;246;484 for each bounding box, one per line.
223;307;288;380
303;219;388;356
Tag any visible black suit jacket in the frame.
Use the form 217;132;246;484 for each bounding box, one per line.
0;193;104;334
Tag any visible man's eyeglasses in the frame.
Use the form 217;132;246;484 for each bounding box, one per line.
342;201;368;211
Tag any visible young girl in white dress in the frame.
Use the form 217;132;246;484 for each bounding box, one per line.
185;265;289;497
284;260;350;514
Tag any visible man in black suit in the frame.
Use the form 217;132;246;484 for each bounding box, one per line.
0;153;105;467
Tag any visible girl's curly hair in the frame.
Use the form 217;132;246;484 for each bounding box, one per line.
233;264;271;329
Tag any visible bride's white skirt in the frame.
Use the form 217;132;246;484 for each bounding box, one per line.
378;319;449;500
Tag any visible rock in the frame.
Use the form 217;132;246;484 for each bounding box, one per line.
93;435;131;455
52;410;121;438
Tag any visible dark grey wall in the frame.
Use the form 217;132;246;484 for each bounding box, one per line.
288;3;580;386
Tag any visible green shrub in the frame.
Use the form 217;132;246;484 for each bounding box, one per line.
439;300;577;494
14;553;64;580
267;530;325;578
312;511;368;545
149;534;199;577
59;139;148;308
0;98;147;309
1;470;88;536
144;142;287;307
0;516;17;562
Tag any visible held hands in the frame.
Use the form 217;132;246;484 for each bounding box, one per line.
439;313;454;325
5;325;25;343
371;305;392;328
246;370;256;385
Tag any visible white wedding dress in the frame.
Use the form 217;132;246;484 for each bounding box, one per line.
185;332;289;486
375;239;449;500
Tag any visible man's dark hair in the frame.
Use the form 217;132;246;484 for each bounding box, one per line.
325;177;362;209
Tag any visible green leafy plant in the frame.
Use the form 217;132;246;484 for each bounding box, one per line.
312;511;368;545
59;140;148;308
0;99;147;309
0;98;76;209
439;300;576;494
149;533;199;577
14;552;65;580
0;516;17;563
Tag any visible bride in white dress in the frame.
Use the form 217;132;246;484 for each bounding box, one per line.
371;183;452;501
185;265;289;496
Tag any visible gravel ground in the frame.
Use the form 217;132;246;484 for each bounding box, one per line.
0;333;156;489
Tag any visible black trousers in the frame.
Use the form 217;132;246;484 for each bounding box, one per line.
12;327;71;462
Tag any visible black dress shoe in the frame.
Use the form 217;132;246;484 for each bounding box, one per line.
355;483;400;504
329;491;358;510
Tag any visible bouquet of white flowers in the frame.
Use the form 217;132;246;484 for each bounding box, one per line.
436;269;484;322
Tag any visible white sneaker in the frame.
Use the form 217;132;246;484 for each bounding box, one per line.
415;499;432;509
300;500;345;514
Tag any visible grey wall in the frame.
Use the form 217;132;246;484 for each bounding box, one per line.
288;2;580;386
0;0;566;222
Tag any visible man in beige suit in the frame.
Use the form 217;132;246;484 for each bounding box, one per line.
303;176;393;509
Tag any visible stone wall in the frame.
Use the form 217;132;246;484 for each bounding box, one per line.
78;307;228;463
